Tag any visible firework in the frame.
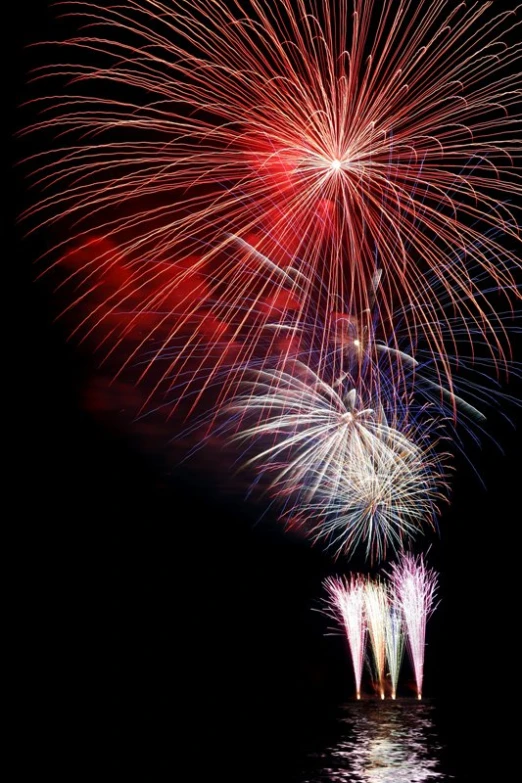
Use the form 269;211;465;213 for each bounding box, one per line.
22;1;522;598
24;0;521;401
226;359;448;561
324;575;367;699
388;553;439;699
363;579;389;699
385;600;405;700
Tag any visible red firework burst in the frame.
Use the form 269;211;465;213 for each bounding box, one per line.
23;0;521;411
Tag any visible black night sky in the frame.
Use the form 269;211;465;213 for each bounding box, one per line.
13;2;521;779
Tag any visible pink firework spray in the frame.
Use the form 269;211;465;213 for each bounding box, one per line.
324;576;367;699
389;553;438;699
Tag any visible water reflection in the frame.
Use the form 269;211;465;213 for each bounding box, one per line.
305;700;449;782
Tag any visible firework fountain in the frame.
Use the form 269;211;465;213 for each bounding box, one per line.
389;554;439;700
324;554;436;699
324;576;367;700
385;600;406;701
363;579;389;700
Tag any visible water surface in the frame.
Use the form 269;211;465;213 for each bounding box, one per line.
301;700;451;782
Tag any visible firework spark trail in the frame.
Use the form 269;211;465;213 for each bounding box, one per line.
385;598;405;700
250;253;502;425
324;575;367;699
24;0;522;405
364;579;389;699
141;248;521;461
388;553;439;699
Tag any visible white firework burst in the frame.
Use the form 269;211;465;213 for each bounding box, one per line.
228;360;448;560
